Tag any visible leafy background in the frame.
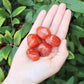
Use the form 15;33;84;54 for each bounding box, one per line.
0;0;84;84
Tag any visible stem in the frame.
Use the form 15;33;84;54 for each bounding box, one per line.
7;43;15;47
10;15;13;28
34;0;36;4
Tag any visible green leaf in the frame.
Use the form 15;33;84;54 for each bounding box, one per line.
12;6;26;17
46;80;56;84
12;18;20;26
74;16;84;26
33;5;50;22
37;0;43;2
70;34;79;47
78;44;84;55
68;41;75;52
0;26;11;33
20;23;32;38
1;45;12;60
20;9;33;16
8;46;18;66
25;11;33;23
66;76;74;84
0;1;2;6
55;79;66;84
74;12;80;19
69;59;76;65
0;60;6;66
59;0;84;13
2;0;12;14
33;4;42;10
0;34;4;44
0;68;4;82
0;16;6;27
67;51;75;60
17;0;33;6
11;28;15;36
0;51;3;62
5;30;12;44
0;8;9;18
0;34;7;43
79;80;84;84
70;24;84;38
76;54;84;64
65;64;77;72
14;30;21;46
77;72;84;77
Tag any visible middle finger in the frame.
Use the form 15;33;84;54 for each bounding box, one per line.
50;3;66;34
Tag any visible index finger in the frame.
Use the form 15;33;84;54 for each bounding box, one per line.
29;10;47;34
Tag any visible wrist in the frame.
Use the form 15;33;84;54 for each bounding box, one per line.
2;74;37;84
2;75;16;84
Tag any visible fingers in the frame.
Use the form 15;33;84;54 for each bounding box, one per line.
30;10;46;34
56;9;71;39
51;39;68;72
50;3;66;34
42;5;58;28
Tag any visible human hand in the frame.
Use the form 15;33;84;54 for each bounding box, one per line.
3;3;71;84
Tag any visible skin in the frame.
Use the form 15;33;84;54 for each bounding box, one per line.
3;3;71;84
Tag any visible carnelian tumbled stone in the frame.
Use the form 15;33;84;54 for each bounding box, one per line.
45;34;61;47
36;26;51;39
38;43;52;56
26;48;40;61
27;34;41;48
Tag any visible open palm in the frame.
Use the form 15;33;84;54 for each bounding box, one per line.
7;3;71;84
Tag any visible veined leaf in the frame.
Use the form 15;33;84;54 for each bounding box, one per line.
78;44;84;55
59;0;84;13
0;8;9;18
37;0;43;2
76;54;84;64
20;23;32;38
67;51;75;60
8;46;18;66
2;0;12;14
77;72;84;77
0;68;4;82
33;5;50;22
14;30;21;46
25;11;32;23
0;51;3;62
17;0;33;6
0;26;11;33
79;80;84;84
0;16;6;27
0;34;4;43
0;34;8;44
12;6;26;17
70;24;84;38
12;18;20;26
1;45;12;60
55;79;66;84
5;30;12;44
66;76;74;84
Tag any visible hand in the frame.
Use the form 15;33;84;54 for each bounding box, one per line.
3;3;71;84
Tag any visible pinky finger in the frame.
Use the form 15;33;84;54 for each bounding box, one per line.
56;9;71;40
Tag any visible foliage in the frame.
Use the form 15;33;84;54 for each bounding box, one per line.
0;0;84;83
